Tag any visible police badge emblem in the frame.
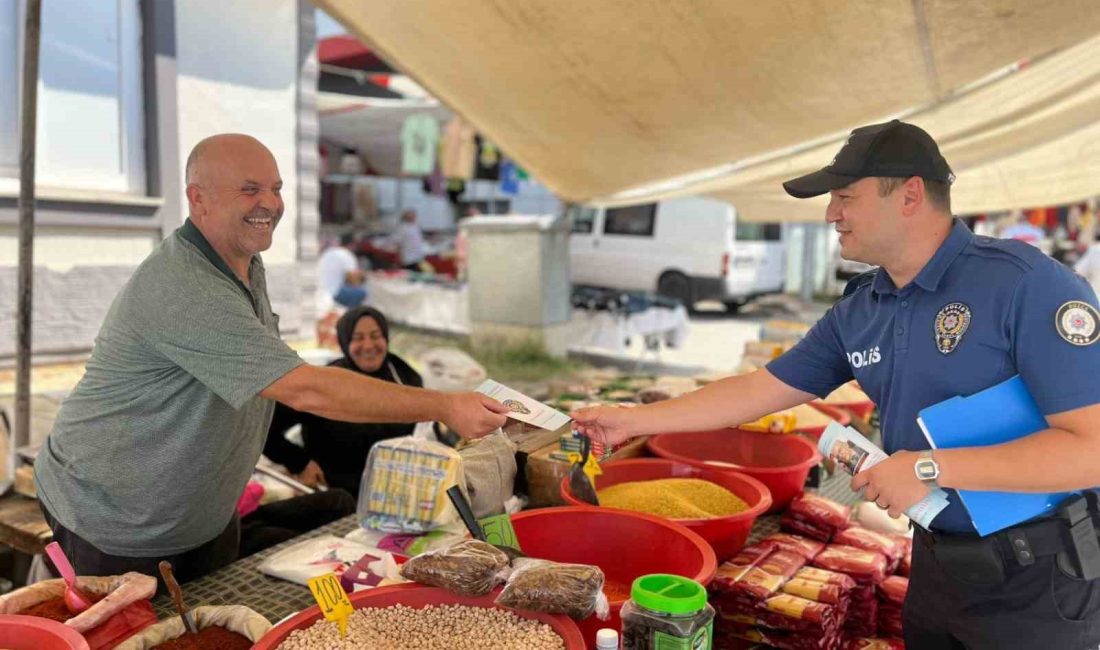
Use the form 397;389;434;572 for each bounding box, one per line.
934;302;971;354
1055;301;1099;346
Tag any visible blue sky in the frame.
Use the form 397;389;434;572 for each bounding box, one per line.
316;9;346;38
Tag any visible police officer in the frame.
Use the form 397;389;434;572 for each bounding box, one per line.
572;120;1100;648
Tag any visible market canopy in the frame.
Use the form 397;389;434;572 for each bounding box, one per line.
315;0;1100;220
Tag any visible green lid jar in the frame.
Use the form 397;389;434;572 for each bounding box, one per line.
621;574;715;650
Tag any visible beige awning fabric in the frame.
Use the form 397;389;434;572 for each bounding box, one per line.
316;0;1100;219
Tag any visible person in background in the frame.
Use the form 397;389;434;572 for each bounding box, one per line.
454;206;479;282
1075;231;1100;299
317;232;367;308
390;209;427;271
264;306;421;497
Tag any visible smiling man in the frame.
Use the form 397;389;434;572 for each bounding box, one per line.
35;134;508;583
573;121;1100;648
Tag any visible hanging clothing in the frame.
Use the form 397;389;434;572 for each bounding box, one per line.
439;116;477;179
500;160;520;195
401;114;440;176
475;136;501;180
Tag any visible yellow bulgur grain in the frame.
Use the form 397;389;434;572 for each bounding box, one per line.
598;478;749;519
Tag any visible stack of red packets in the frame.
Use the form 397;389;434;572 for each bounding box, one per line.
712;493;914;649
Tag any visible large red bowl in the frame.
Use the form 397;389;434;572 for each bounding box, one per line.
510;506;717;647
252;583;585;649
647;428;822;512
559;458;771;561
0;615;89;650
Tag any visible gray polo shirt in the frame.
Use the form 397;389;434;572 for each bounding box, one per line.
35;219;304;556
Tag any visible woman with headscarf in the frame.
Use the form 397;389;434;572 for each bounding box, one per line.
263;306;423;498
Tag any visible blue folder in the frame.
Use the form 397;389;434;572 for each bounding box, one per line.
916;375;1075;536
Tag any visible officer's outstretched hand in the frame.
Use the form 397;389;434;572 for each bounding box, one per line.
443;392;510;439
570;405;641;448
850;449;929;519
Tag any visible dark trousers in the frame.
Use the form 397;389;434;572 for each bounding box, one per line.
905;527;1100;648
239;488;356;558
40;503;239;594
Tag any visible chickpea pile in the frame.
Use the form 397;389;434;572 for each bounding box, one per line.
276;604;566;649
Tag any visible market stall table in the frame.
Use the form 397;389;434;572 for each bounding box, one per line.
0;493;51;556
150;458;863;628
152;515;359;623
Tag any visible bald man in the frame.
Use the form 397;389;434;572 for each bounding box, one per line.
35;134;508;582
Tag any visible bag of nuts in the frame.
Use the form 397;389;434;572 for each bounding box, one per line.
495;558;610;620
399;539;511;596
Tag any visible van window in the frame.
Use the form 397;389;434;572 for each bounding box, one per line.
568;206;597;234
735;222;782;241
604;204;657;236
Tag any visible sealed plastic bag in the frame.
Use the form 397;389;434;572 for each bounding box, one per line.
399;539;511;596
0;572;158;649
495;558;610;620
113;605;271;649
358;422;464;533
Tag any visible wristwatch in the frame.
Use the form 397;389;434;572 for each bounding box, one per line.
914;450;941;488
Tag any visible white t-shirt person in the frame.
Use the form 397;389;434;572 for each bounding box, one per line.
1075;241;1100;299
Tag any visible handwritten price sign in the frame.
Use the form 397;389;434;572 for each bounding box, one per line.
308;573;354;636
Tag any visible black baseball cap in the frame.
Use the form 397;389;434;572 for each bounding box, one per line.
782;120;954;199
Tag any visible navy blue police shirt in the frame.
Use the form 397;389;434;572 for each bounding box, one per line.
767;219;1100;533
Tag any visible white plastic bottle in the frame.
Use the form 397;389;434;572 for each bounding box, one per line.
596;628;620;650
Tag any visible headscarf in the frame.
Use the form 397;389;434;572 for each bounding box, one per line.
334;306;393;377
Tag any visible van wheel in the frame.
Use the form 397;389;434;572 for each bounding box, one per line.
657;272;693;310
723;300;745;314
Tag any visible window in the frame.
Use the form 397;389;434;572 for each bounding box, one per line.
735;222;782;242
604;203;656;236
568;205;596;234
1;0;145;193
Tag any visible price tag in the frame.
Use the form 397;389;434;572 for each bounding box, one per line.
479;513;522;552
307;573;354;636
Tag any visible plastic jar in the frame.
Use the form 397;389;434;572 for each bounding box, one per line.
620;574;714;650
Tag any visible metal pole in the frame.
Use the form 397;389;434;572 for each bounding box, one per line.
15;0;42;449
800;224;816;304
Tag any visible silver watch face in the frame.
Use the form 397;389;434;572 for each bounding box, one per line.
916;459;939;480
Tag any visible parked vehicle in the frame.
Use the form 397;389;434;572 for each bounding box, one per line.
568;197;786;311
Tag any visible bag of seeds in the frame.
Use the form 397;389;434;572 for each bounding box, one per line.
399;539;512;596
495;558;610;620
113;605;271;649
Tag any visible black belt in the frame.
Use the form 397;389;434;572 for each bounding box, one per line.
921;497;1100;582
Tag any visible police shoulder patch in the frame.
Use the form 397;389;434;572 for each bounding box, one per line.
1055;301;1100;346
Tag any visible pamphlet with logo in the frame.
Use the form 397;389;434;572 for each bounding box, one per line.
476;379;571;431
818;422;949;529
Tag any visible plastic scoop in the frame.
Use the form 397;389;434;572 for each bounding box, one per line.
158;561;198;635
567;434;601;506
44;541;94;614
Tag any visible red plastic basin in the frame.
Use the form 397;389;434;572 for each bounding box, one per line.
800;402;852;439
559;458;771;561
647;428;822;513
252;583;585;649
0;615;90;650
510;506;717;647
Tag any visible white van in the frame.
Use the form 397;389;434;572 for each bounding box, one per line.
568;197;785;311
